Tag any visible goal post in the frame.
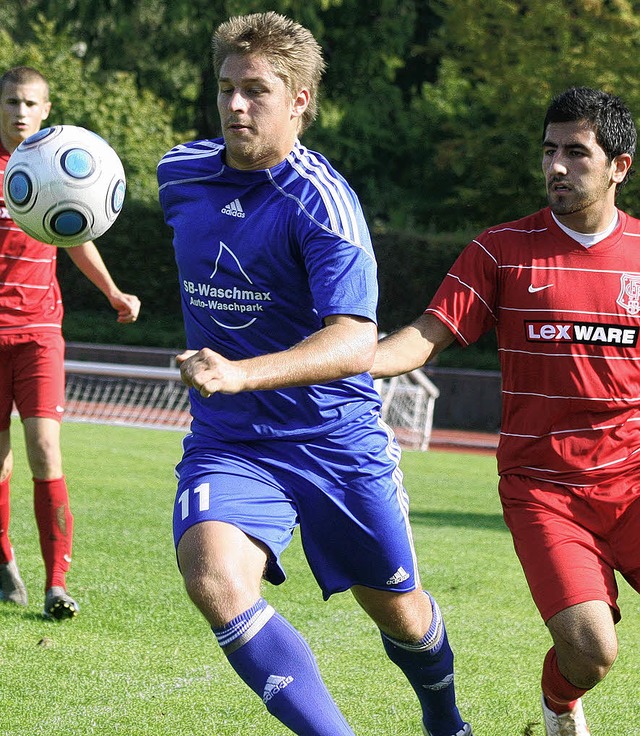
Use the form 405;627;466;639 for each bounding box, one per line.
375;370;440;451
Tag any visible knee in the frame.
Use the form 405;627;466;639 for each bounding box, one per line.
353;586;432;641
583;637;617;686
176;521;267;628
559;637;618;689
180;558;263;629
22;418;63;479
181;563;234;624
549;601;619;689
28;443;62;479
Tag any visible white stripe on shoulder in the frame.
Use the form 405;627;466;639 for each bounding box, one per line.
444;273;496;319
157;140;224;167
472;239;498;265
486;225;548;235
158;141;226;192
158;170;225;193
285;144;360;243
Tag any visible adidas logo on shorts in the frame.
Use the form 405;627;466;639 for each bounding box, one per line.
386;566;410;586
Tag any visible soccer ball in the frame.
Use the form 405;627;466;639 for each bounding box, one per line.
2;124;126;248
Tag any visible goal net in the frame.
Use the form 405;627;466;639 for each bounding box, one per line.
374;370;439;450
63;360;190;431
62;359;439;450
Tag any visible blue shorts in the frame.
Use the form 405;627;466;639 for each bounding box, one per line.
173;410;419;599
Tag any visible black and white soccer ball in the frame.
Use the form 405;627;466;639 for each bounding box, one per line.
3;124;126;247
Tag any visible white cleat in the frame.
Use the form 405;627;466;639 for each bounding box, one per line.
541;694;591;736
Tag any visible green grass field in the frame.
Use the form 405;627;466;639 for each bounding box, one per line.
0;422;638;735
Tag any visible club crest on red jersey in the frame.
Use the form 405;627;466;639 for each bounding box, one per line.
617;273;640;315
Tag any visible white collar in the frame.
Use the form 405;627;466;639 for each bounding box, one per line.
551;210;619;248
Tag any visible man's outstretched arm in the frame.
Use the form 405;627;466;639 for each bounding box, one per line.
371;313;456;379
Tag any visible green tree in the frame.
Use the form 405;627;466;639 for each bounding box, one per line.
0;16;179;202
3;0;343;137
406;0;640;229
3;0;435;222
0;18;184;339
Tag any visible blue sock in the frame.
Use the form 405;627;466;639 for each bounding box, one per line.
212;598;355;736
381;592;467;736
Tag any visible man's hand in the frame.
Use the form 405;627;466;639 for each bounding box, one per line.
176;348;247;397
109;291;141;324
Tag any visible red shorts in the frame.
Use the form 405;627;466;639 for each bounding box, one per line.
500;473;640;623
0;332;66;430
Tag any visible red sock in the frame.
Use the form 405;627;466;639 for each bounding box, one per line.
33;477;74;590
542;648;589;714
0;475;12;564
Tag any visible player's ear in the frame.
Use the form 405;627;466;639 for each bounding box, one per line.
42;101;52;121
291;88;310;121
612;152;632;185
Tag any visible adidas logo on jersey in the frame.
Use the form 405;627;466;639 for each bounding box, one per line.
262;674;294;703
221;199;245;218
386;566;410;586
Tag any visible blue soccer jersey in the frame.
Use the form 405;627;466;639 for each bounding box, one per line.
158;138;381;440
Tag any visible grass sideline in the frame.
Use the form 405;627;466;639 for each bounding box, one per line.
0;422;637;736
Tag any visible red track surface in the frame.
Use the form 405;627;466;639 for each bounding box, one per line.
429;428;498;455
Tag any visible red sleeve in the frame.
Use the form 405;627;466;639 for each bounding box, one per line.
426;236;498;346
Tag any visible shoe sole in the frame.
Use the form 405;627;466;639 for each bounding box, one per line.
43;599;79;620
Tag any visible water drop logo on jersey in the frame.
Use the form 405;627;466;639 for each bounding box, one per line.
181;241;271;329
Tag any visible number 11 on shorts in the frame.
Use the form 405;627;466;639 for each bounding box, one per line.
178;482;211;520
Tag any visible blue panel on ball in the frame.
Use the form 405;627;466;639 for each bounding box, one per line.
21;127;55;147
51;210;87;236
61;148;94;179
7;171;32;205
112;180;126;212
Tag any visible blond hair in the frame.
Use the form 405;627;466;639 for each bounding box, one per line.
212;11;325;133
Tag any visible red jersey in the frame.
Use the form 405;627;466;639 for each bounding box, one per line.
428;207;640;485
0;145;63;334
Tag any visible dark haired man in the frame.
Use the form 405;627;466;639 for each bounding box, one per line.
372;87;640;735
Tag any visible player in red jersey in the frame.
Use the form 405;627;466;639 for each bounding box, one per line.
372;87;640;735
0;66;141;619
